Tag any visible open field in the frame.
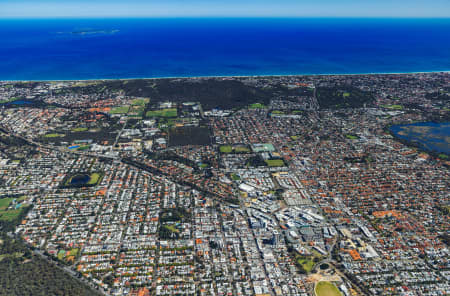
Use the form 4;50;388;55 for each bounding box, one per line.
381;104;403;110
249;103;266;109
69;248;79;257
231;173;240;181
44;133;65;138
163;224;179;233
296;255;316;273
0;198;14;210
0;209;23;222
128;105;145;117
87;173;102;185
234;146;251;153
71;127;88;132
219;145;251;154
220;145;233;153
109;106;130;114
146;108;178;118
57;250;65;260
265;159;285;167
345;134;359;140
76;145;90;151
315;281;342;296
131;98;149;106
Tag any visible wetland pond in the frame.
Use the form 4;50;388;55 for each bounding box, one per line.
390;122;450;154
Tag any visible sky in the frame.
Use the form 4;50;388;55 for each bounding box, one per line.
1;0;450;18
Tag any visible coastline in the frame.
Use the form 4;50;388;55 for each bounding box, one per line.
1;70;449;83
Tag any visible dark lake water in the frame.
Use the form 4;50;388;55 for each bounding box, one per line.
11;100;33;105
70;174;90;185
0;100;34;106
390;122;450;154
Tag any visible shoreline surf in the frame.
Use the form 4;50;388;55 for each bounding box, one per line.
1;70;449;83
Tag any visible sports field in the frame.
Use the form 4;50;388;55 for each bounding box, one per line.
265;159;285;167
249;103;266;109
44;133;64;138
315;281;342;296
220;145;251;153
146;108;177;118
219;145;233;153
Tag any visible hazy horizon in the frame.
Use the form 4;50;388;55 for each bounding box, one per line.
1;0;450;18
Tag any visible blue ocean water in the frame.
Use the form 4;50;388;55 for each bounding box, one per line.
0;18;449;80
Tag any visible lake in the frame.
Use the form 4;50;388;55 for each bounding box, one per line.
70;174;90;185
390;122;450;154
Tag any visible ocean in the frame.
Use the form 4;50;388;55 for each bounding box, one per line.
0;18;449;80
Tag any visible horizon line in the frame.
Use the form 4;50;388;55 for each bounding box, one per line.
1;16;450;20
2;70;449;83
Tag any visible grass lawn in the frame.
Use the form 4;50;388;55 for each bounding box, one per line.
381;104;403;110
0;97;20;104
128;106;145;119
0;209;23;222
249;103;266;109
271;110;285;115
77;145;90;151
57;250;66;260
109;106;130;114
129;105;145;113
296;256;315;273
343;92;350;97
0;198;14;210
131;98;149;106
146;108;177;118
438;153;449;160
44;133;64;138
87;173;102;185
17;196;27;202
345;134;359;140
163;224;179;233
220;145;250;153
219;145;233;153
265;159;285;167
69;248;79;257
315;281;342;296
231;173;240;181
234;146;251;153
72;127;88;132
